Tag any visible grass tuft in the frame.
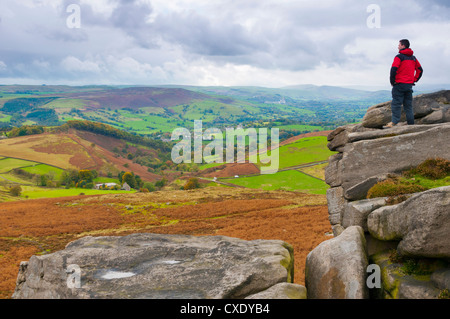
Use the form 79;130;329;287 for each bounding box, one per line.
367;158;450;199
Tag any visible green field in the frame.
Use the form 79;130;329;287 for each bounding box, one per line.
275;124;326;131
21;164;65;179
276;136;334;169
0;114;12;122
253;136;335;170
221;169;329;194
20;186;135;199
0;158;38;173
0;173;33;185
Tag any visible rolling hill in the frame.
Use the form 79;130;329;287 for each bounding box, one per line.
0;128;164;182
0;84;396;135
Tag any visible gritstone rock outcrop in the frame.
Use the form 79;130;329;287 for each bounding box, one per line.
308;90;450;299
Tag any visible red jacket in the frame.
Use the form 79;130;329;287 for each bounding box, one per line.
390;48;423;86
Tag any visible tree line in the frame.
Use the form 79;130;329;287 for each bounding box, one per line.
57;120;171;153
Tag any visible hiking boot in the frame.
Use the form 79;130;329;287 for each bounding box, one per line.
384;122;396;128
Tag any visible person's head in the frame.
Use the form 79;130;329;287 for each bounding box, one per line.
398;39;410;50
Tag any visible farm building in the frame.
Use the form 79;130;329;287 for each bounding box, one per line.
121;182;131;191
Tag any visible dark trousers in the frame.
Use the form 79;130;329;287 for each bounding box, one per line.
391;83;414;125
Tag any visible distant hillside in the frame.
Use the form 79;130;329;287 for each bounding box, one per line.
0;129;164;182
0;84;395;135
171;84;392;103
58;87;215;110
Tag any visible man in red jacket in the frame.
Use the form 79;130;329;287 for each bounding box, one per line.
385;39;423;128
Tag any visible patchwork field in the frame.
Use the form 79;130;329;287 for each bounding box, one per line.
0;132;161;182
19;186;135;200
0;187;331;299
221;170;328;194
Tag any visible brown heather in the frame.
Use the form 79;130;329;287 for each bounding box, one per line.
0;187;331;299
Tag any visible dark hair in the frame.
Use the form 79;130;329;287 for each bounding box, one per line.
399;39;410;48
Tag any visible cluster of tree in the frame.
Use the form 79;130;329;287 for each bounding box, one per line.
118;171;143;189
8;125;45;138
182;178;201;190
1;97;60;126
25;109;59;126
9;185;22;197
60;169;99;189
2;97;57;114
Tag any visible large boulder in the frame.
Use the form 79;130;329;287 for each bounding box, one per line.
305;226;369;299
368;186;450;258
13;233;294;299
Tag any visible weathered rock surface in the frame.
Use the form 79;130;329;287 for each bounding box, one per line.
367;186;450;258
431;269;450;290
245;283;307;299
339;123;450;192
321;90;450;299
326;187;345;226
362;90;450;128
324;153;343;187
324;120;450;227
13;233;294;299
305;226;369;299
344;174;389;201
343;197;387;231
370;250;448;299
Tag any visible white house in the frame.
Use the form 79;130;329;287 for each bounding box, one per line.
95;183;117;190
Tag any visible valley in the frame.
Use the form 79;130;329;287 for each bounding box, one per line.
0;84;388;299
0;84;394;137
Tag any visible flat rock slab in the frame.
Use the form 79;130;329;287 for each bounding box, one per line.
340;124;450;192
13;233;294;299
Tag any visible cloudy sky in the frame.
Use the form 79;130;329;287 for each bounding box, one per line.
0;0;449;89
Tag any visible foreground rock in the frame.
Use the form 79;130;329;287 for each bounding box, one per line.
305;226;369;299
320;90;450;299
245;283;307;299
325;121;450;232
368;186;450;258
13;233;294;299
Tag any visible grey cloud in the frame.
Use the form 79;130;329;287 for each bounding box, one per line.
154;11;265;57
427;0;450;7
110;0;157;48
111;0;153;29
0;0;449;86
44;29;89;43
